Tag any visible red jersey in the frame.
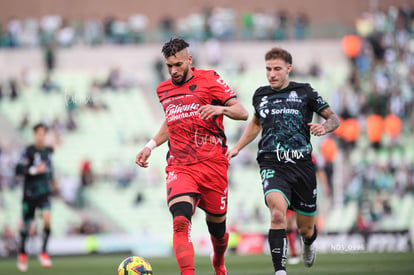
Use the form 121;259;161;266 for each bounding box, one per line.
157;68;237;166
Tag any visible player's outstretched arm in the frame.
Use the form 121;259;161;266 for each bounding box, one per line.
223;98;248;120
226;115;262;159
308;107;340;136
136;120;169;168
197;98;248;121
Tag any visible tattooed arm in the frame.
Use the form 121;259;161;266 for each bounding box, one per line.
308;107;340;136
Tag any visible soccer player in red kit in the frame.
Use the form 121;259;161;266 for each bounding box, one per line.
136;38;248;275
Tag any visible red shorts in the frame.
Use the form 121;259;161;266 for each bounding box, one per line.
165;155;229;216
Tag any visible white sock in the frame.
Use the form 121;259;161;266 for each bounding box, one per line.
275;270;287;275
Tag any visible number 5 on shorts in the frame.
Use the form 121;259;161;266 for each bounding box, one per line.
220;196;226;210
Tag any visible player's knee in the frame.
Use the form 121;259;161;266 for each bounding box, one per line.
169;201;193;221
298;224;315;238
207;220;226;239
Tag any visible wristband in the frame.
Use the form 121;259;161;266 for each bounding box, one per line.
145;139;157;151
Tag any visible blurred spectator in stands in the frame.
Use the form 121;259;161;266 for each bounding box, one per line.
177;11;204;41
202;7;214;40
81;159;94;187
114;161;136;188
154;58;165;83
43;40;57;73
65;93;78;114
67;218;104;235
365;86;387;116
134;191;144;206
41;74;60;93
294;12;309;39
252;204;265;223
406;165;414;194
79;218;104;235
103;67;132;90
18;113;30;132
103;16;115;42
47;117;65;147
393;160;409;196
104;67;122;90
111;19;129;44
273;10;289;40
369;192;389;227
208;7;236;40
315;154;331;219
374;163;393;190
77;159;94;208
159;15;175;42
308;61;322;78
57;19;76;47
83;19;104;46
0;82;3;102
9;78;19;101
1;225;18;256
355;41;371;78
344;167;364;203
1;145;19;190
347;66;362;92
319;137;338;198
241;11;253;40
0;22;6;47
252;10;273;40
66;112;77;131
368;32;385;65
129;14;148;43
0;143;3;197
6;16;21;48
85;93;108;111
59;174;79;206
40;15;60;43
353;206;372;249
20;18;39;47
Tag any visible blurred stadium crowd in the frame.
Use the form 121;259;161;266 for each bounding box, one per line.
0;7;312;49
327;5;414;232
1;4;414;256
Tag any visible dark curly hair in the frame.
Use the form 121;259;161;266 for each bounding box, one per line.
161;38;189;58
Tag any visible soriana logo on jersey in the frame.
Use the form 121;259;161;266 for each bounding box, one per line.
165;96;200;122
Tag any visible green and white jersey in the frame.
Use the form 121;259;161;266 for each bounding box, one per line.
253;81;329;162
16;145;54;200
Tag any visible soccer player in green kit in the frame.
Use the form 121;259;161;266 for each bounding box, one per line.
15;123;57;272
227;47;340;275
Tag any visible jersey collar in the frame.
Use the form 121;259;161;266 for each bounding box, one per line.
271;82;290;92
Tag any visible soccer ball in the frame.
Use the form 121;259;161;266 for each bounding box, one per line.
117;256;153;275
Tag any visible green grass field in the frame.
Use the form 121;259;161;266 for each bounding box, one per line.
1;252;414;275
